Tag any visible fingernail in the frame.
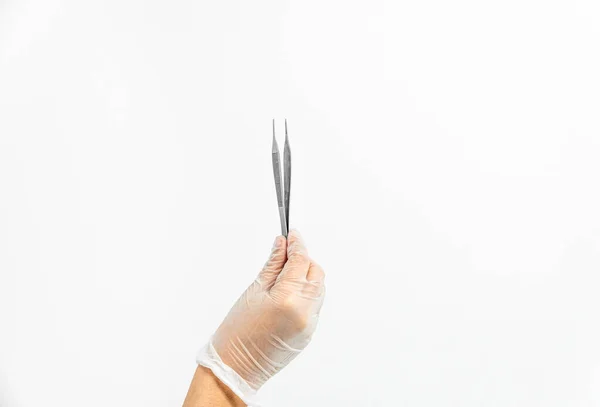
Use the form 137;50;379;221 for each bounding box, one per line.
272;236;281;249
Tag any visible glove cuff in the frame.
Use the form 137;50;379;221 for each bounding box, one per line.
196;339;261;407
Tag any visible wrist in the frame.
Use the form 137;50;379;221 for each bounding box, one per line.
183;365;245;407
196;340;261;407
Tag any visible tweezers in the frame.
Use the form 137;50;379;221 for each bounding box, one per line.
272;119;291;237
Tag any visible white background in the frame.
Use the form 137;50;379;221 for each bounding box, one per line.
1;0;600;405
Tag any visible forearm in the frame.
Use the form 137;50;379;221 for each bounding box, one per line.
183;366;246;407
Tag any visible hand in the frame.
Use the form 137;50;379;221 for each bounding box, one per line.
211;229;326;390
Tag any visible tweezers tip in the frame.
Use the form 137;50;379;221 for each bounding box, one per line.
272;120;279;152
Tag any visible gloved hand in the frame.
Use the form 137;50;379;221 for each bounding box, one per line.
196;229;326;406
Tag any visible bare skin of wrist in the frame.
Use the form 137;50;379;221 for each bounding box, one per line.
183;366;246;407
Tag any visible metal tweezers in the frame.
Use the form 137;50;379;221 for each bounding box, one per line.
272;119;291;237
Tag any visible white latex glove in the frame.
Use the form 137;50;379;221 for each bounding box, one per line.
196;229;325;405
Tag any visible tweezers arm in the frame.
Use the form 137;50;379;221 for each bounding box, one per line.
272;146;288;237
283;137;291;233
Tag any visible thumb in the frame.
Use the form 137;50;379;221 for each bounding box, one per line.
256;235;287;289
275;229;310;282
